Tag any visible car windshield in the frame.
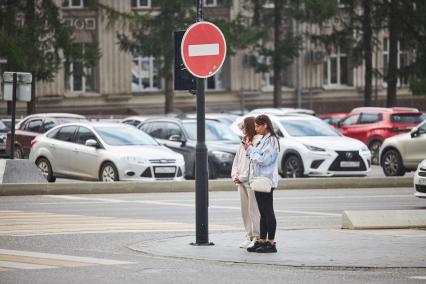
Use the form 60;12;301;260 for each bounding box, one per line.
183;120;240;142
95;126;159;146
279;119;340;137
391;113;424;124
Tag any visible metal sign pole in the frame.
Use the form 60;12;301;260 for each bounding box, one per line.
10;72;17;159
192;0;212;246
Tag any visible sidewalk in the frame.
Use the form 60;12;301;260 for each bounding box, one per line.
129;229;426;268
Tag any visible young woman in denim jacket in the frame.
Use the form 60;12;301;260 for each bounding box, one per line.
231;117;262;249
242;114;280;253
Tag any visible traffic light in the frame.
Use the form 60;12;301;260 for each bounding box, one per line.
174;31;196;93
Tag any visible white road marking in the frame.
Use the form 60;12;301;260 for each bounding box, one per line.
0;249;134;265
46;195;339;216
0;260;56;270
188;43;219;56
409;276;426;280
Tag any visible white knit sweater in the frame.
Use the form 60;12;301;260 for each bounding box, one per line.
231;134;262;182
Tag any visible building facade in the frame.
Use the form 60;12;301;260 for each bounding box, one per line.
2;0;423;116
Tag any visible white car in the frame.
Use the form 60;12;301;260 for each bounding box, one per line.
29;122;185;182
231;115;371;178
414;159;426;198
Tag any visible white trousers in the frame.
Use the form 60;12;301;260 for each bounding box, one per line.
238;181;260;240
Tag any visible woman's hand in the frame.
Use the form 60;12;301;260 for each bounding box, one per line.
234;177;242;184
242;141;252;150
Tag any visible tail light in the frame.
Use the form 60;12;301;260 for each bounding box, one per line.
30;138;38;148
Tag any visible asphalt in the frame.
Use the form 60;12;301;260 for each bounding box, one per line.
129;229;426;269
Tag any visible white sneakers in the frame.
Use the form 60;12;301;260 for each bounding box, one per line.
240;238;257;249
239;239;252;248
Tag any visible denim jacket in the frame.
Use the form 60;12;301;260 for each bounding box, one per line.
246;132;279;188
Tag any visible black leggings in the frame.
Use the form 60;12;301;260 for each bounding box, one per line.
254;189;276;240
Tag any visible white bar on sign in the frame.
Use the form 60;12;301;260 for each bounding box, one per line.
188;43;219;57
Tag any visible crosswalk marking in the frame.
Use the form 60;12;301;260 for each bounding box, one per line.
0;255;91;268
0;260;55;270
0;249;134;272
0;210;235;236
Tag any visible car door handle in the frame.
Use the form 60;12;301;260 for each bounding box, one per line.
72;148;78;152
49;144;55;149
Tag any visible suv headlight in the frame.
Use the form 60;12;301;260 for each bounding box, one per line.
360;147;370;154
303;144;325;152
211;151;234;161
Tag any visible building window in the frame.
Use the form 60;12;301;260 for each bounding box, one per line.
132;55;162;92
323;45;350;86
338;0;351;8
204;0;217;7
131;0;151;9
382;38;409;86
65;44;97;93
205;65;226;91
62;0;84;8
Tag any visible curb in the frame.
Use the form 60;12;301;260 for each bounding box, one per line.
342;210;426;229
0;176;413;196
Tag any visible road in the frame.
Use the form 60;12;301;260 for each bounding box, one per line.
55;165;414;183
0;187;425;283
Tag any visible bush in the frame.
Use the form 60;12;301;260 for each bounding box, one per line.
409;80;426;96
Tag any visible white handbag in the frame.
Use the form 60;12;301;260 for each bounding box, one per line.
250;176;272;193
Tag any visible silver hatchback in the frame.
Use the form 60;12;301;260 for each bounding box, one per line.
29;122;185;182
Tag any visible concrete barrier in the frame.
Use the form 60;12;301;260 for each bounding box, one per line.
342;210;426;229
0;176;413;196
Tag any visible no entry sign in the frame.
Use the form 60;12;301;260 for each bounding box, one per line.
181;21;227;79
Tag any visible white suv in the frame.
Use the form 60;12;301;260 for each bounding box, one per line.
231;115;371;178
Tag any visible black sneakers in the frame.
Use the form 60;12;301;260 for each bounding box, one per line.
246;241;263;252
255;242;277;253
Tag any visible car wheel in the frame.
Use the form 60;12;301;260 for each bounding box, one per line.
381;149;405;176
369;140;382;165
14;146;23;159
36;157;56;182
100;162;119;182
283;155;304;178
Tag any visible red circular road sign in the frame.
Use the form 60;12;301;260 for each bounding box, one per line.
181;21;227;79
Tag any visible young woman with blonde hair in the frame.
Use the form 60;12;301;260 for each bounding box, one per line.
231;116;262;249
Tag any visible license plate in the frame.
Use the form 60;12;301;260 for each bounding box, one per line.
340;161;360;168
418;178;426;185
154;167;176;174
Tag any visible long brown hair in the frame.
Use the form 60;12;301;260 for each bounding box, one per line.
255;114;280;151
242;116;256;142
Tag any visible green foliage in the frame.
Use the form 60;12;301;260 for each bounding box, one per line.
409;79;426;96
0;0;100;82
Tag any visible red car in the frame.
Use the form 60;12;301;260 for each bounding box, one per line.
6;113;87;159
319;112;348;127
336;107;424;164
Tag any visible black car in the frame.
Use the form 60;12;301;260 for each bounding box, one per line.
139;118;240;179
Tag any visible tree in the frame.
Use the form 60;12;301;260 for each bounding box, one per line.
0;0;100;114
237;0;337;108
98;0;195;114
386;1;426;104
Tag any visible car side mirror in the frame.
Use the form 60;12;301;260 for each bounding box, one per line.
85;139;98;147
336;121;343;128
411;127;419;138
169;134;182;142
169;135;186;147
